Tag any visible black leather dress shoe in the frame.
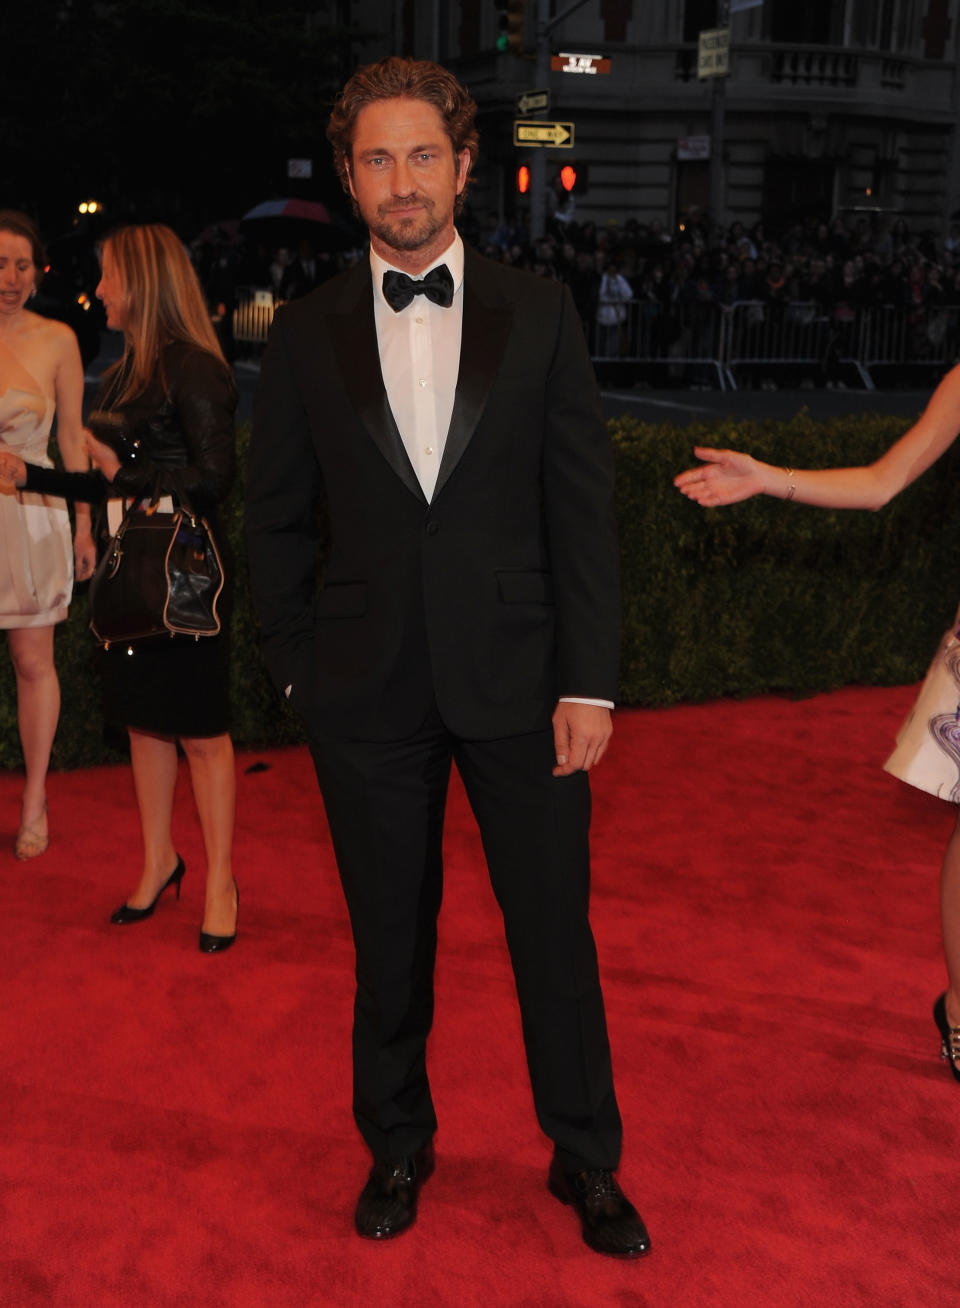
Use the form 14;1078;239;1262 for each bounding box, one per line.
548;1156;651;1258
354;1142;435;1240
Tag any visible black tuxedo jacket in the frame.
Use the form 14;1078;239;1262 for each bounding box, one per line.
246;245;621;742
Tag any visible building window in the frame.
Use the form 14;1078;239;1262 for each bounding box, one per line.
849;0;923;50
768;0;843;44
923;0;952;57
601;0;632;43
764;158;836;227
683;1;718;44
849;0;873;43
676;161;710;224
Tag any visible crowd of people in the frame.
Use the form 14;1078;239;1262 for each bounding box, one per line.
469;204;960;332
192;199;960;368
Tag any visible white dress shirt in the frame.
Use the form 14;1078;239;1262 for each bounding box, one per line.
370;235;464;504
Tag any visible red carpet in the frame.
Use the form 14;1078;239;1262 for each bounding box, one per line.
1;685;957;1307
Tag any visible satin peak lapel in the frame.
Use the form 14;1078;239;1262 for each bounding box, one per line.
433;277;513;500
328;271;424;503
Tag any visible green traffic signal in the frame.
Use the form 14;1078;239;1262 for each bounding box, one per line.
494;0;525;55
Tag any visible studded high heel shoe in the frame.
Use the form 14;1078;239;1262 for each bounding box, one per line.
110;856;185;925
198;881;238;954
933;993;960;1083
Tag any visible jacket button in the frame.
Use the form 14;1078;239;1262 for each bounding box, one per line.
426;520;439;536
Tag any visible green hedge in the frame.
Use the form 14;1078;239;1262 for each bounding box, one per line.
3;408;952;770
612;408;957;703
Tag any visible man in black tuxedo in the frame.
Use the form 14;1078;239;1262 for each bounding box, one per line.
246;56;648;1260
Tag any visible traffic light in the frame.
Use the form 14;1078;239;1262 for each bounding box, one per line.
495;0;526;54
495;0;508;51
557;162;588;194
517;164;530;194
506;0;526;54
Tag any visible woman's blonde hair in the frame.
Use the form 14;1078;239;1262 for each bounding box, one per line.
100;223;227;406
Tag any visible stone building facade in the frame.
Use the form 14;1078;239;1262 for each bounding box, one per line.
346;0;960;239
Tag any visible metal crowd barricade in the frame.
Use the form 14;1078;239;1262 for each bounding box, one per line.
583;296;951;390
232;286;277;348
723;300;873;389
231;284;960;386
590;297;736;390
858;304;960;385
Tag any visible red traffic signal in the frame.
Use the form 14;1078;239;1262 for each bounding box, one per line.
556;162;587;194
506;0;526;54
517;164;530;194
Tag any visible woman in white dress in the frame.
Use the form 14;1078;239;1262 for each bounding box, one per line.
674;363;960;1085
0;211;92;858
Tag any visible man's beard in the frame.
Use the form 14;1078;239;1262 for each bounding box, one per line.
367;196;446;252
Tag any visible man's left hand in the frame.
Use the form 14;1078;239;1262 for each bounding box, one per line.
552;701;613;777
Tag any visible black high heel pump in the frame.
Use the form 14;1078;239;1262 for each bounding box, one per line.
110;856;186;925
198;881;239;954
933;993;960;1083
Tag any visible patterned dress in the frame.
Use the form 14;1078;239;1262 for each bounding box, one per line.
885;611;960;802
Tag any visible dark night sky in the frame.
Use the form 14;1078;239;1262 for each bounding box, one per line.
6;1;359;240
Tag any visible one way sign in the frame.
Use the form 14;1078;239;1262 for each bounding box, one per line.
513;120;574;148
516;89;550;115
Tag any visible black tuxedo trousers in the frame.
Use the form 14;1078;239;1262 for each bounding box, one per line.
308;703;622;1173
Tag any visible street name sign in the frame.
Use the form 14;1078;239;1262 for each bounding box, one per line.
513;120;575;148
677;135;711;161
516;89;550;115
551;52;611;75
698;28;730;78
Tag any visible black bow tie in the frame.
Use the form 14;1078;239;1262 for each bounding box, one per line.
382;264;454;312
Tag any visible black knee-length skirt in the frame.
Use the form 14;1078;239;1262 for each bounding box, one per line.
94;571;232;739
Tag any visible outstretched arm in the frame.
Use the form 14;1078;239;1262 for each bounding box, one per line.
0;447;108;501
675;363;960;512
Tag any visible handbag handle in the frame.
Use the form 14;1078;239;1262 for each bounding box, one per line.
125;476;202;525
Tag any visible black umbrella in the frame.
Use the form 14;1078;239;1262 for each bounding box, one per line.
240;198;359;250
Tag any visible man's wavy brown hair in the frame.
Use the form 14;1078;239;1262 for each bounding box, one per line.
326;57;479;215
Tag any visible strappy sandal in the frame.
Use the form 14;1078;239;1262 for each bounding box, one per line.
933;993;960;1083
14;802;48;860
